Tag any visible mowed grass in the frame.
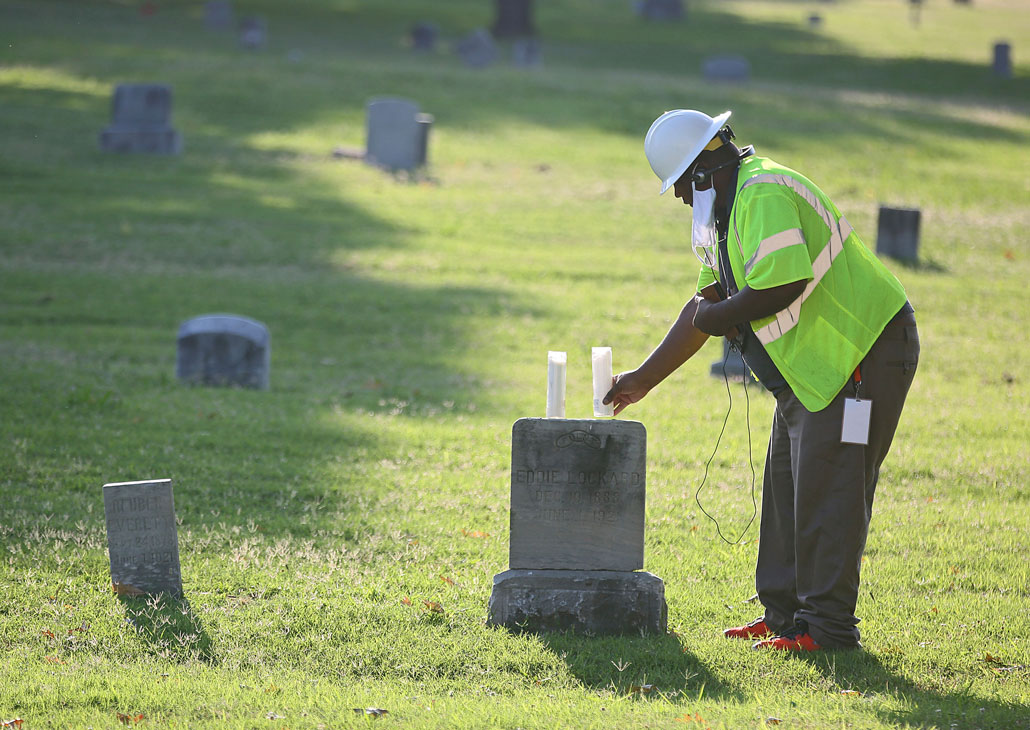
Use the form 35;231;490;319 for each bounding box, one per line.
1;0;1028;728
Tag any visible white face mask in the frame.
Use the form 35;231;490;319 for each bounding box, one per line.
691;183;718;268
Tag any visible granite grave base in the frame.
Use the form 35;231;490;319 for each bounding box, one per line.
488;569;667;635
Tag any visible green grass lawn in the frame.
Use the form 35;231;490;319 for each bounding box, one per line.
1;0;1028;727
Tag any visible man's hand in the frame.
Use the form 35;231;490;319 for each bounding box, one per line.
603;370;654;416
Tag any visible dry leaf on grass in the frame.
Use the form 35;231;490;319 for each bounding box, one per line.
841;689;862;697
423;601;444;613
439;575;455;586
400;596;412;606
629;684;656;695
2;719;24;729
352;708;389;718
116;712;144;724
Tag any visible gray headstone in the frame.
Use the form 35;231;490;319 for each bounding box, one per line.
702;54;751;82
410;22;438;52
512;37;542;68
456;28;497;69
876;206;920;262
492;0;534;38
239;16;266;50
636;0;684;21
509;418;645;571
104;479;182;597
204;0;233;30
365;98;433;172
99;84;182;155
993;42;1012;79
808;13;823;28
488;569;667;634
176;314;270;389
710;338;756;383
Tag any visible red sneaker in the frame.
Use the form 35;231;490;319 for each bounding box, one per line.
723;617;773;640
752;621;822;651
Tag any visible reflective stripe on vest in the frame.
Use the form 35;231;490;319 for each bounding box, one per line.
734;174;854;346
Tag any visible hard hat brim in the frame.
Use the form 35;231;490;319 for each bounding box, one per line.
659;110;732;195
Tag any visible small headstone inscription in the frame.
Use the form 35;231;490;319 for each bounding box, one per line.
492;0;535;38
456;28;498;69
636;0;684;21
876;206;921;262
993;42;1012;79
176;314;270;389
99;84;182;155
702;54;751;82
365;98;433;172
410;22;438;52
489;418;666;634
104;479;182;597
239;16;267;50
509;419;645;570
512;37;542;68
204;0;233;30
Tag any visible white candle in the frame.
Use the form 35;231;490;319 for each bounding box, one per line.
592;346;614;417
546;351;567;418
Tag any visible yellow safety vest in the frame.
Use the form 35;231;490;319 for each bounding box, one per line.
698;156;908;411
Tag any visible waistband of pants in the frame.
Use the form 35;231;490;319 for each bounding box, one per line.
880;300;915;339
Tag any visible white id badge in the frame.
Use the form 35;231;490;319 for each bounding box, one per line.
841;398;872;445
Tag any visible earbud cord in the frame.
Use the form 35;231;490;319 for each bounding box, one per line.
694;342;759;545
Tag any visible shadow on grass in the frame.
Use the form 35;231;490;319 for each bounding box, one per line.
119;593;216;664
539;633;743;703
800;649;1029;729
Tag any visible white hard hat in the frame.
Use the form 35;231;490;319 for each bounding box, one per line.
644;109;732;194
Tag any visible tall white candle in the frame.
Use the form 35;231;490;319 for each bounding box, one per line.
546;351;567;418
592;346;614;417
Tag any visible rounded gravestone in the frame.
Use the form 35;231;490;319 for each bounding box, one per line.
176;314;270;389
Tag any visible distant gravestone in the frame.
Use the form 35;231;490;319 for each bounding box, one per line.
808;13;823;28
239;16;266;49
104;479;182;597
512;37;542;68
993;42;1012;79
636;0;684;21
410;22;438;51
176;314;270;389
204;0;233;30
492;0;534;38
876;206;921;262
99;84;182;155
703;54;751;82
710;338;756;383
365;97;433;172
489;418;667;634
456;28;497;68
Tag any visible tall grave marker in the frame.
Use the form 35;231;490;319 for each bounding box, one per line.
104;479;182;597
99;84;182;155
365;98;433;172
876;205;920;262
489;419;667;634
177;314;270;389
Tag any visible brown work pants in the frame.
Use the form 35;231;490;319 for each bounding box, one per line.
757;305;919;648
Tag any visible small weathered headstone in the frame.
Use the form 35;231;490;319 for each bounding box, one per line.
104;479;182;597
492;0;534;38
365;97;433;172
204;0;233;30
876;206;921;262
993;42;1012;79
456;28;497;69
410;22;438;52
239;16;266;50
176;314;270;389
702;54;751;82
808;13;823;28
488;418;667;634
512;37;542;68
710;338;756;383
99;84;182;155
636;0;684;21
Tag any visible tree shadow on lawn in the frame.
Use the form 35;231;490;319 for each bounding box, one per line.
799;649;1029;729
119;593;217;664
538;633;744;703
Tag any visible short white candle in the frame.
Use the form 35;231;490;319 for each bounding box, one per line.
546;351;567;418
592;346;614;417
